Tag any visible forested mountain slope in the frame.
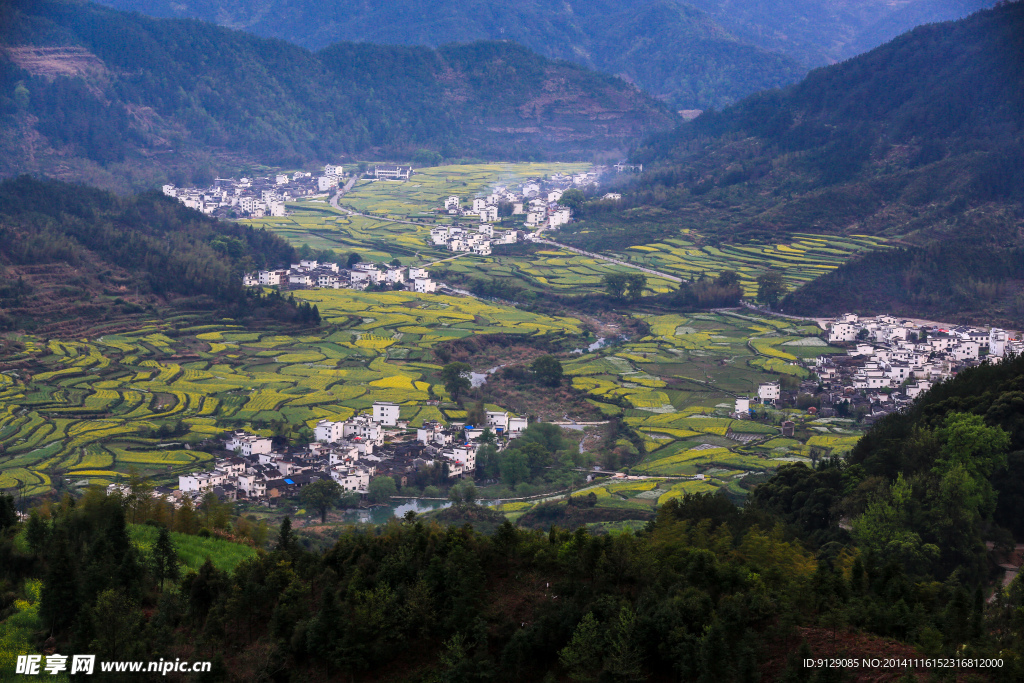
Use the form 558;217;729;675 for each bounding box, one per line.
0;176;302;333
567;2;1024;324
92;0;806;110
0;1;675;191
684;0;996;66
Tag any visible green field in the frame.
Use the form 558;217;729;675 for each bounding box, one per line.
621;233;891;294
561;310;856;493
0;290;582;494
130;524;257;574
247;164;893;298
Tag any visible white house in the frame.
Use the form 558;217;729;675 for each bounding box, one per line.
485;411;509;431
829;322;859;343
315;420;345;443
275;174;289;185
331;465;371;492
324;164;344;177
413;278;436;293
991;328;1009;357
445;196;461;210
372;165;412;180
735;397;750;414
259;270;287;286
758;382;780;402
408;267;428;280
318;175;339;192
372;401;400;426
237;473;267;499
225;433;273;457
507;416;529;437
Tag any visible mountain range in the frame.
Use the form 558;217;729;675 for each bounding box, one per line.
94;0;996;109
590;1;1024;325
0;0;675;191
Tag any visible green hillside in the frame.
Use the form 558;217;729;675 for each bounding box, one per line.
568;2;1024;323
0;175;302;333
93;0;807;109
130;523;256;573
0;1;676;190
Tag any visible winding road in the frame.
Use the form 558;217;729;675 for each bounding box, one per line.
326;184;686;284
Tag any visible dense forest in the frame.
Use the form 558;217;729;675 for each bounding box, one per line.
0;0;675;191
780;243;1024;327
617;1;1024;239
0;176;314;332
4;354;1024;680
92;0;806;110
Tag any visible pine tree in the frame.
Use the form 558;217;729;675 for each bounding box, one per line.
152;526;180;590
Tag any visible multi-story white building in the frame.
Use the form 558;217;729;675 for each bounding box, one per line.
413;278;437;293
991;328;1009;357
372;165;412;180
259;270;287;286
758;382;781;402
372;401;400;426
314;420;345;443
318;175;339;192
225;433;273;457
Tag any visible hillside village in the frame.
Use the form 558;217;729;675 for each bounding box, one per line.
745;313;1024;426
243;260;440;294
162;162;609;230
171;403;529;506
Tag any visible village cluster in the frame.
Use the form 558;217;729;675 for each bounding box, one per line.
159;163;415;218
738;313;1024;425
173;402;529;505
438;169;601;229
243;260;439;294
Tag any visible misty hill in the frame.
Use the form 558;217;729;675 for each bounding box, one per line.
0;175;301;334
0;1;675;191
684;0;996;67
92;0;807;110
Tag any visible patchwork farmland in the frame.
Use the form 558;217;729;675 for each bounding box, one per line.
246;163;894;298
0;162;878;508
0;290;582;495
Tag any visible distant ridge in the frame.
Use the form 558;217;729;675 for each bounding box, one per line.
568;2;1024;325
0;1;676;191
92;0;807;110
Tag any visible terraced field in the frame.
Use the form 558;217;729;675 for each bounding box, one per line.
0;291;582;494
555;309;856;498
438;249;679;295
248;164;895;301
622;232;891;294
